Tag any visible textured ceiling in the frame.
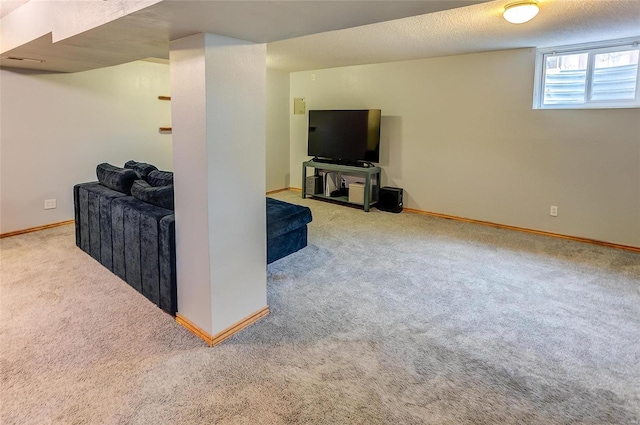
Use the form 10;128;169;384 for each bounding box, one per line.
0;0;485;72
0;0;29;19
1;0;639;73
268;0;640;71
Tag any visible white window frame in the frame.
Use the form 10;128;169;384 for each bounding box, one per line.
533;38;640;110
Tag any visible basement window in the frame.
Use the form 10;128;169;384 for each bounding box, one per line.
533;38;640;109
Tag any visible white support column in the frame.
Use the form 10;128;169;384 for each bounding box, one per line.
170;33;267;341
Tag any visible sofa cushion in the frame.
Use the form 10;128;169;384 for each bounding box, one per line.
147;170;174;187
131;180;175;210
266;197;312;239
96;163;138;194
124;160;158;179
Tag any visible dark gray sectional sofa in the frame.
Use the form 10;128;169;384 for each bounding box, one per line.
74;161;177;314
74;161;312;316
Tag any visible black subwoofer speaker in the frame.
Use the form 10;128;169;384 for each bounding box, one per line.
378;187;403;213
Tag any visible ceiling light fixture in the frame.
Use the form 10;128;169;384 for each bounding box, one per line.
503;1;539;24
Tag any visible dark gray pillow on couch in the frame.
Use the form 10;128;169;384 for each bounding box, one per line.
131;180;175;210
147;170;174;187
124;160;158;179
96;163;138;194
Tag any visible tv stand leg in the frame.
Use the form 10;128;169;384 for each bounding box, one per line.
302;165;307;198
364;173;371;212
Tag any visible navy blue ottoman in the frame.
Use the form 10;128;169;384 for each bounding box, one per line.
266;198;312;264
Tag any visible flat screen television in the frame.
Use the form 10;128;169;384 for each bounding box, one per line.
308;109;381;164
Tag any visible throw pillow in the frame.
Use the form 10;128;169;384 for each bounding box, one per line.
131;180;175;210
124;160;158;179
147;170;174;187
96;163;138;194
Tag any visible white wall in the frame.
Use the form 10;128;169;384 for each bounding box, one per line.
0;61;173;234
266;68;290;192
170;33;267;336
290;48;640;247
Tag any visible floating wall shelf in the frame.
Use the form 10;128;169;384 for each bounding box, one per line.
159;95;171;132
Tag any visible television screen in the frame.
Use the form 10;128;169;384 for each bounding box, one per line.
308;109;381;163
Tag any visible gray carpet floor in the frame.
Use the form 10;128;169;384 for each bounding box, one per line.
1;190;639;424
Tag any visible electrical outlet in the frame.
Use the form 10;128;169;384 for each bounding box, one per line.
44;199;57;210
550;205;558;217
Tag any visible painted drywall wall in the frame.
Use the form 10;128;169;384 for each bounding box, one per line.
290;48;640;247
266;68;290;192
0;60;172;234
170;33;267;336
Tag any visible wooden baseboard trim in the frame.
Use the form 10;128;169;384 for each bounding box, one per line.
403;208;640;253
266;188;290;195
0;220;75;239
176;306;270;347
265;187;302;195
175;313;213;345
210;306;270;346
